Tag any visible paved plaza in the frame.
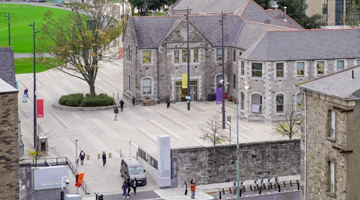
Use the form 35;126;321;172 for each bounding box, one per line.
16;50;286;197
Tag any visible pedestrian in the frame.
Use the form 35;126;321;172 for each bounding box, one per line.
166;98;170;108
24;88;28;97
114;107;119;121
122;180;128;198
190;179;196;199
79;150;86;165
102;151;106;168
120;99;124;112
132;96;136;107
127;178;131;197
132;177;138;194
184;181;188;195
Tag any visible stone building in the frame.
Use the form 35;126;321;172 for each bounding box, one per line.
123;0;360;122
0;47;16;88
297;66;360;199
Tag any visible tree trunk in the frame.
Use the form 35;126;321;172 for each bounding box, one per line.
89;82;96;97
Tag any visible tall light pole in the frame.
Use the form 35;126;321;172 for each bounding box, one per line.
75;139;78;193
4;13;10;46
29;21;39;148
145;0;148;16
186;7;191;111
220;12;226;128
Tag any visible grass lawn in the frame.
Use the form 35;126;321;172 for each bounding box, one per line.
14;57;56;74
0;4;72;53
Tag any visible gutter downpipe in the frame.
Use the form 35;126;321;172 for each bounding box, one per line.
304;90;307;200
157;48;160;100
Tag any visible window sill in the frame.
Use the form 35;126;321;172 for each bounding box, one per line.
250;77;262;79
326;192;336;198
327;137;336;143
275;77;285;79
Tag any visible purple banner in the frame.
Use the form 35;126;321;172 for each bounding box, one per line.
216;87;222;104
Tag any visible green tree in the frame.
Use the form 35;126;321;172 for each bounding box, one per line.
344;0;360;27
199;113;229;146
38;0;121;97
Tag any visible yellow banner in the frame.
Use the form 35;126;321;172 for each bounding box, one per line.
182;74;187;89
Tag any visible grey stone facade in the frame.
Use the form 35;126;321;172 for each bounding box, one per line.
0;47;16;88
298;67;360;200
171;139;300;187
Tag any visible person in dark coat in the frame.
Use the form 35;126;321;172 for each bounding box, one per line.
132;96;136;107
120;99;124;112
102;151;106;167
127;178;131;197
122;180;128;198
79;150;86;165
166;98;170;108
132;178;138;194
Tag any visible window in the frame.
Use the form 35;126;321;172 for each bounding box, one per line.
130;49;132;62
233;50;236;62
276;63;284;77
142;78;152;94
337;60;344;71
142;50;151;63
127;75;131;91
216;48;223;61
335;0;344;25
251;63;262;77
193;49;199;63
296;93;301;111
241;92;244;110
182;50;188;63
329;110;335;138
241;61;245;76
317;61;324;76
251;94;262;113
329;161;335;193
357;59;360;65
276;94;284;113
233;74;236;89
127;45;131;61
216;75;223;87
297;62;305;77
174;50;179;63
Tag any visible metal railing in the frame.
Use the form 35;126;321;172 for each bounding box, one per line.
138;148;158;170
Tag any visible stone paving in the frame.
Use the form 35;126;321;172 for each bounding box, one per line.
16;46;286;197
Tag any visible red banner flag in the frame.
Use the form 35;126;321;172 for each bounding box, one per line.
37;99;44;118
75;172;84;187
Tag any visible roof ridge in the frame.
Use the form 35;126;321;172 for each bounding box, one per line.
269;27;360;32
243;20;294;30
266;9;304;29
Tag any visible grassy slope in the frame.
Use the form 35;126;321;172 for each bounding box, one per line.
14;57;55;74
0;4;71;53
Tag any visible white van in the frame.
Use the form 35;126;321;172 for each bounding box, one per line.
120;157;147;186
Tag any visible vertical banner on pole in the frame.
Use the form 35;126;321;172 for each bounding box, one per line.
216;88;222;104
15;81;18;89
182;73;187;89
37;99;44;118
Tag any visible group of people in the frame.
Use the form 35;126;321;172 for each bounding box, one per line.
184;179;196;199
77;150;107;168
114;99;125;121
122;178;138;198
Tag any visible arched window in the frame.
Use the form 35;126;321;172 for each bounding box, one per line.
216;74;223;87
142;78;151;94
296;93;301;111
240;92;244;110
251;94;262;113
276;94;284;113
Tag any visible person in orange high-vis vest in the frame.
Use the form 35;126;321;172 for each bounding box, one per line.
190;179;196;199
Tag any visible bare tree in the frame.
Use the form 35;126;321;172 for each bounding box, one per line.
26;122;49;167
273;103;301;139
38;0;121;97
200;113;229;146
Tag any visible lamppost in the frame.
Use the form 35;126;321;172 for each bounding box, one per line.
145;0;148;16
219;12;226;129
122;0;125;35
186;7;191;111
75;139;78;193
4;13;10;46
61;176;69;200
29;21;39;148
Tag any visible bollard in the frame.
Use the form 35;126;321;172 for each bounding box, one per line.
113;93;114;99
290;180;292;187
120;149;122;157
278;184;281;192
259;187;261;195
283;181;286;187
219;191;221;199
86;155;90;160
269;183;271;190
250;185;252;191
98;153;100;159
229;187;232;194
297;180;300;190
222;188;225;194
109;152;112;158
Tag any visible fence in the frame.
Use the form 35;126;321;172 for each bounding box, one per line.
138;148;158;170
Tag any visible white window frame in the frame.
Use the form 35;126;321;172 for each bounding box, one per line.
142;50;151;64
296;62;305;77
251;62;262;77
329;161;335;193
296;93;301;112
336;60;344;71
276;63;284;78
216;48;223;61
240;92;244;110
356;59;360;65
193;49;199;63
276;94;284;113
316;60;325;76
329;110;335;139
174;50;180;64
142;77;152;94
251;94;262;113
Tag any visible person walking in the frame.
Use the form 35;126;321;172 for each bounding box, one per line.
166;98;171;108
120;99;124;112
102;151;106;168
126;178;131;197
132;96;136;107
79;150;86;165
190;179;196;199
114;107;119;121
184;181;188;195
122;180;128;198
24;88;28;97
132;178;138;194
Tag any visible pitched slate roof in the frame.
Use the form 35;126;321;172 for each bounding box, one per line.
0;47;16;88
297;66;360;100
242;28;360;61
266;9;303;29
171;0;249;15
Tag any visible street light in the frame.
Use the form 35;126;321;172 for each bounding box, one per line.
75;139;78;193
29;21;39;148
4;13;10;46
145;0;148;16
185;7;191;111
61;176;69;200
219;12;226;129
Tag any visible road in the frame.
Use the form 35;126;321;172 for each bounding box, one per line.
212;191;300;200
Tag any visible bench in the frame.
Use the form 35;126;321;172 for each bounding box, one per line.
142;99;156;106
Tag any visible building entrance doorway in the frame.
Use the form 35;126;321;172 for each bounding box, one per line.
175;81;197;102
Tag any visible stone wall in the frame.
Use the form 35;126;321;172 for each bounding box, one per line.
0;91;19;199
171;139;300;187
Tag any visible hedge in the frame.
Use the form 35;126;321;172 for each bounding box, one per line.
58;93;115;107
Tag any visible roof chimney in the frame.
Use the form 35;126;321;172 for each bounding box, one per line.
352;70;354;80
284;6;287;22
